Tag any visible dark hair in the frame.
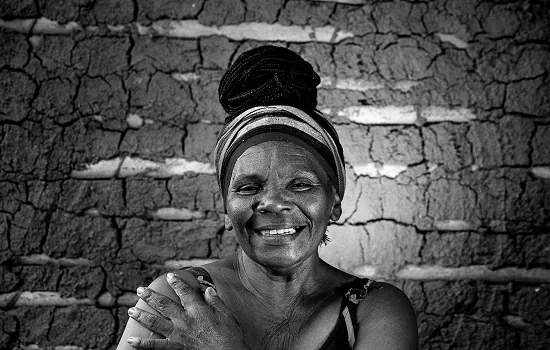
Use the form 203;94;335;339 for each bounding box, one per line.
218;45;344;163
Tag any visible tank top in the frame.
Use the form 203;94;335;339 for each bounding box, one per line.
181;266;377;350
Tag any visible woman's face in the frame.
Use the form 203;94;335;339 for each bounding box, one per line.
225;140;341;270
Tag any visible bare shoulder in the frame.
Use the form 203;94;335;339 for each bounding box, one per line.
354;281;418;350
115;268;204;350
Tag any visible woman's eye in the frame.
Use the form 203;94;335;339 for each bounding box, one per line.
289;182;314;191
236;184;260;195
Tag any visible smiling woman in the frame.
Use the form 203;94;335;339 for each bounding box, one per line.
116;45;418;350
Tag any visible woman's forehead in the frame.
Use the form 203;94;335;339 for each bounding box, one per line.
232;141;327;175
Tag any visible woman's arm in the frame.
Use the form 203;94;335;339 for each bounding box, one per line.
116;270;202;350
354;282;418;350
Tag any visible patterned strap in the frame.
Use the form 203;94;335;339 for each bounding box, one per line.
342;279;378;348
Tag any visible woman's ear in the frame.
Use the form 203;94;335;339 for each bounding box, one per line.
330;191;342;222
224;214;233;231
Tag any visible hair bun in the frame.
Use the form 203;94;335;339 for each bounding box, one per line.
218;45;321;123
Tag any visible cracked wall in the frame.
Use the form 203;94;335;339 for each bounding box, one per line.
0;0;549;349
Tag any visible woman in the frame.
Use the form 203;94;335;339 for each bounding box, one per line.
117;45;418;350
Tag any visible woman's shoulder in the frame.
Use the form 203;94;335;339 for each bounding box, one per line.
354;281;418;350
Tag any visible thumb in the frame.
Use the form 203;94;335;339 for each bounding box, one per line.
204;287;231;314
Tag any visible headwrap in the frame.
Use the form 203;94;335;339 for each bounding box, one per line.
214;45;345;206
214;105;346;203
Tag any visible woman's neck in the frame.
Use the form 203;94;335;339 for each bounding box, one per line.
233;250;331;313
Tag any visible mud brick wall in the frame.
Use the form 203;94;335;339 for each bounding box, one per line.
1;0;549;349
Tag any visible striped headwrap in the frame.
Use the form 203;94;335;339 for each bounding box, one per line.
214;105;346;204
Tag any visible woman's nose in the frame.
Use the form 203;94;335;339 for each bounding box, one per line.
256;188;291;214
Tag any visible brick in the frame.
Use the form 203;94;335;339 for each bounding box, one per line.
118;217;221;264
120;124;185;159
73;37;130;77
482;3;521;37
244;0;284;23
333;38;378;79
189;78;226;123
372;1;413;35
9;204;48;256
198;0;245;26
132;37;199;73
104;259;160;294
43;211;118;261
279;0;334;27
0;0;37;18
199;36;237;70
421;232;522;268
515;2;550;41
0;71;36;122
32;77;77;118
127;71;196;123
424;123;473;172
124;177;170;216
11;265;60;293
0;310;18;349
0;30;29;68
48;306;114;349
509;285;550;324
375;38;439;81
505;76;550;117
362;221;422;276
0;266;20;293
330;4;376;36
426;178;477;223
11;307;54;345
532;125;550;165
75;75;128;129
58;179;125;215
137;0;203;21
184;123;222;163
168;173;221;212
58;266;105;298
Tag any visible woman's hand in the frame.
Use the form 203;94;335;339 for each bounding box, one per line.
126;273;250;350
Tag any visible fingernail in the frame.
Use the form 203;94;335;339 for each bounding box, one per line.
137;287;145;295
128;307;135;316
127;337;136;345
167;272;175;281
207;287;217;296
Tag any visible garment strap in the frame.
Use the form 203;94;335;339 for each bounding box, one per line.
342;279;377;348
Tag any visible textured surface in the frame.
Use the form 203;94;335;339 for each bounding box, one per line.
0;0;549;349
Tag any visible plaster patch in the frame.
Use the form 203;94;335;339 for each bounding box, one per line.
117;292;139;307
436;33;469;49
119;157;215;177
28;35;42;48
352;163;407;178
351;265;379;278
434;219;474;231
394;265;550;283
137;20;353;43
393;81;420;92
126;113;144;128
0;18;82;35
421;107;476;123
339;106;417;124
70;157;123;179
148;207;205;220
172;72;200;82
503;315;531;330
334;79;384;91
531;166;550;179
15;254;94;267
4;291;93;307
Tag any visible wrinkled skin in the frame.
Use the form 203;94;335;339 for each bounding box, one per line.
127;273;249;350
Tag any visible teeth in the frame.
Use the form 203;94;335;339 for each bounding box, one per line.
259;228;297;236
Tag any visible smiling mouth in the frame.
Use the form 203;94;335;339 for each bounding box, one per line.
254;226;305;236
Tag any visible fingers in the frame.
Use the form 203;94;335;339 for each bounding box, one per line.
128;307;174;337
137;286;183;319
166;273;205;311
127;337;171;349
204;287;231;314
